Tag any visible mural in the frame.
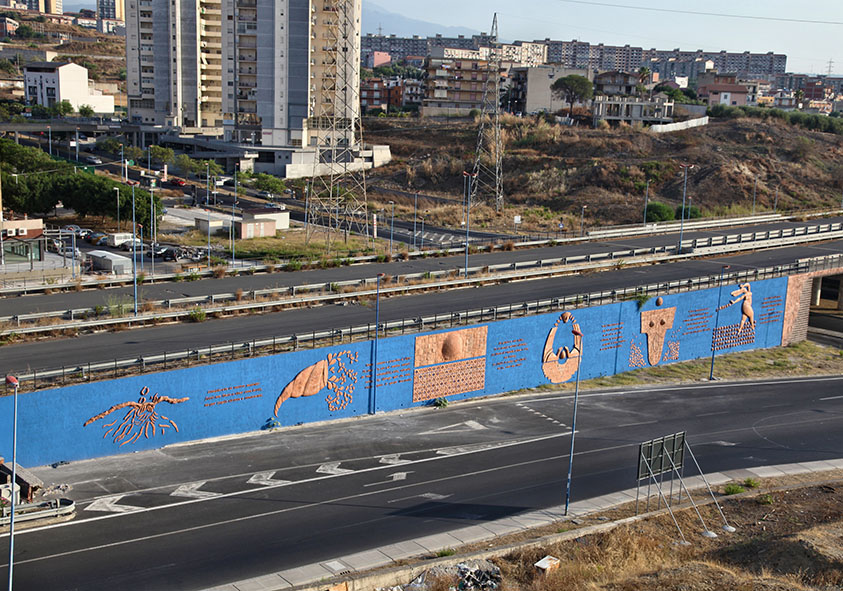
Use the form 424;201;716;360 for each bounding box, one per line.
275;351;359;415
0;277;793;467
541;312;583;384
83;386;189;446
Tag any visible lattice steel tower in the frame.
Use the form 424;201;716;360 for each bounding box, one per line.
307;0;368;251
470;13;504;213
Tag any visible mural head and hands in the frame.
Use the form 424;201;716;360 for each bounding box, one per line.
542;311;583;384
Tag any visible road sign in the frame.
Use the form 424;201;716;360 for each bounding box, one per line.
638;432;685;480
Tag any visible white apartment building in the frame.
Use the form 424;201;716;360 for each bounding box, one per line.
23;62;115;113
125;0;388;176
97;0;124;20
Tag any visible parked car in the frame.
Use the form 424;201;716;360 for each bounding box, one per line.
170;178;186;187
161;248;181;261
83;155;103;165
85;232;106;244
77;228;93;238
94;235;109;246
126;180;140;186
60;246;83;259
119;239;144;251
259;190;274;199
263;202;285;210
63;224;81;235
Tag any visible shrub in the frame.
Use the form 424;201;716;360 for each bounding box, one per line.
188;307;206;322
468;108;480;119
213;266;226;278
436;548;455;557
675;205;702;220
432;397;449;408
757;493;774;505
743;477;760;489
645;201;674;222
723;483;746;495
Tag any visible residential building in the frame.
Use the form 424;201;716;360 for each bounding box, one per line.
97;18;125;35
125;0;389;177
360;77;387;112
697;83;749;107
361;33;544;67
23;62;114;113
421;49;506;116
772;90;797;110
647;57;713;82
592;95;674;126
365;51;391;69
0;16;18;37
45;0;61;14
509;65;592;114
73;16;97;28
539;38;786;80
401;78;423;106
593;71;637;96
0;0;27;9
97;0;124;20
24;0;44;12
0;47;58;65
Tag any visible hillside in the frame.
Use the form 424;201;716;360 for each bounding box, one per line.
364;115;843;232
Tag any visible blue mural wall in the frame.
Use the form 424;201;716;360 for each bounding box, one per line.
0;277;788;467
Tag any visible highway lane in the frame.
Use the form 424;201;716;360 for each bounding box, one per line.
4;240;843;375
9;375;843;590
3;215;842;317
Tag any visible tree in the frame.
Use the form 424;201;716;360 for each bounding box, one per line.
96;137;121;154
645;201;674;222
52;100;73;117
174;153;197;176
551;75;594;117
124;146;144;162
637;66;651;85
147;145;174;165
675;204;701;220
78;104;94;117
253;173;286;196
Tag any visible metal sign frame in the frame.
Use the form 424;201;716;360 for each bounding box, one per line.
638;431;685;481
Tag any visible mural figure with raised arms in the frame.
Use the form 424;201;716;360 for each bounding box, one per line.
719;283;755;332
275;350;359;415
83;386;189;446
542;311;583;384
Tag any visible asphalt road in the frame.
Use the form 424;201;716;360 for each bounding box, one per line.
4;215;842;318
7;375;843;590
4;239;843;375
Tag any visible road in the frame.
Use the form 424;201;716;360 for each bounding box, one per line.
6;375;843;590
3;239;842;375
4;215;842;318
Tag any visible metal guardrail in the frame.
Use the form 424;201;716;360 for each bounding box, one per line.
4;220;843;331
10;253;841;392
0;498;75;525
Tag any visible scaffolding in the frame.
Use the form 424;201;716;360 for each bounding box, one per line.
470;13;504;213
306;0;368;252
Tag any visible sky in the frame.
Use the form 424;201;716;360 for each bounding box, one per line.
372;0;843;75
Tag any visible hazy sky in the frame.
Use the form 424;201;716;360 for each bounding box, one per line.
376;0;842;75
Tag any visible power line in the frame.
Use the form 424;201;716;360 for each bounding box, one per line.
555;0;843;26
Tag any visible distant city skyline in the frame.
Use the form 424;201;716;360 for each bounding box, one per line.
366;0;842;75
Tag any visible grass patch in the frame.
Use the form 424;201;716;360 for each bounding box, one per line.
724;483;746;495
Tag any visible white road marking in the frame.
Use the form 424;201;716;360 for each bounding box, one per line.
363;472;413;487
247;472;292;487
378;454;411;465
387;491;452;504
85;495;138;514
316;462;353;476
616;420;657;428
171;482;220;499
419;420;487;435
698;411;729;417
819;395;843;401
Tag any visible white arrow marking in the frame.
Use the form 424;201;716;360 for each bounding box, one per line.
387;491;452;504
171;482;220;499
247;471;292;487
85;495;138;513
364;471;414;487
316;462;354;475
419;420;487;435
379;454;411;465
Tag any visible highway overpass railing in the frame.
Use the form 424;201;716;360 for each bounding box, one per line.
8;253;840;392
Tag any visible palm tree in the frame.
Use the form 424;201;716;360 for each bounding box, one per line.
638;67;652;98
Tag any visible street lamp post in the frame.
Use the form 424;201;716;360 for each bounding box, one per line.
372;272;385;415
47;125;51;157
709;265;731;380
413;192;418;250
389;200;395;256
5;374;19;591
114;187;120;230
74;128;79;162
463;171;477;278
678;164;694;253
563;326;584;516
207;207;211;269
131;185;138;316
774;187;779;213
232;166;238;267
752;178;757;216
205;162;210;205
121;144;125;181
580;205;587;238
420;215;425;251
643;179;649;225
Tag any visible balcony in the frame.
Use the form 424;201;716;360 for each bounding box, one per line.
238;80;257;88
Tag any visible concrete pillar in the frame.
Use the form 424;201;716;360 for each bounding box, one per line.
811;277;822;306
837;278;843;311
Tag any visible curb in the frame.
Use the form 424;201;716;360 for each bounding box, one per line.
203;458;843;591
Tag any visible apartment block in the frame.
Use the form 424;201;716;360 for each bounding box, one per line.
509;65;591;114
97;0;124;21
539;39;786;80
23;62;115;113
422;49;505;116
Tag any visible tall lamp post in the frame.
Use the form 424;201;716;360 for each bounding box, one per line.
4;374;19;591
114;187;120;231
709;265;731;381
372;272;385;415
643;179;650;225
463;171;477;277
47;125;51;157
149;186;155;280
131;185;138;316
563;326;584;516
388;200;395;256
412;192;418;250
420;213;426;251
678;163;694;253
120;144;125;181
751;177;757;216
232;165;238;268
580;204;587;238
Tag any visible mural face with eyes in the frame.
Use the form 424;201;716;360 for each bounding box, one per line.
640;297;676;366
